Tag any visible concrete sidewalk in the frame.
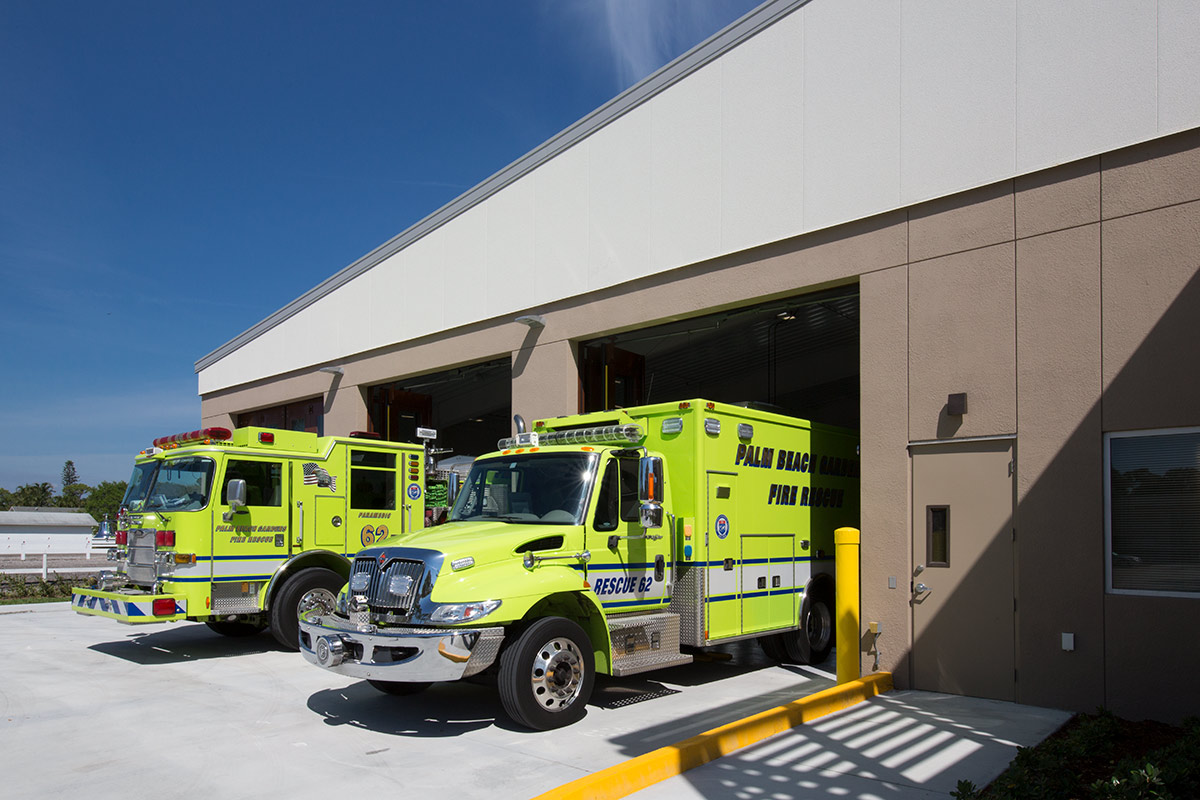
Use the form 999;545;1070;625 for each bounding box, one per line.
629;690;1071;799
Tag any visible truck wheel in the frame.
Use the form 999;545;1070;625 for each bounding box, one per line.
270;567;343;650
498;617;594;730
205;620;266;637
781;591;834;665
368;679;431;696
757;633;790;662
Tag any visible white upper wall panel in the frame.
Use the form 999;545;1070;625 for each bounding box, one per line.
802;0;901;232
532;143;590;307
484;179;537;319
198;0;1200;394
1160;0;1200;135
900;1;1017;204
587;101;654;290
721;10;805;255
1015;1;1158;173
650;60;724;273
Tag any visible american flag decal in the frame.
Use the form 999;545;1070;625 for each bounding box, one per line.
302;462;336;490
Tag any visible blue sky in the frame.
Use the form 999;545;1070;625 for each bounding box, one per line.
0;0;762;491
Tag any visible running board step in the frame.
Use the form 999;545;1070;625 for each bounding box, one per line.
608;611;693;677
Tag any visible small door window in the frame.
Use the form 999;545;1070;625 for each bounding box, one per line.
927;505;949;567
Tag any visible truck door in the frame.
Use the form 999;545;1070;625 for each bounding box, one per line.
348;448;400;552
587;453;670;612
706;471;739;641
213;458;289;614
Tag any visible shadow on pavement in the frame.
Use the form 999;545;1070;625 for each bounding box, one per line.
639;692;1072;799
306;680;510;736
88;625;282;664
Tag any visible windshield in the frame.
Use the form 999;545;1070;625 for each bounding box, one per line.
143;457;215;512
450;452;597;525
121;462;159;511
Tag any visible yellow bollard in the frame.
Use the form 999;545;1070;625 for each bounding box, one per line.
835;527;861;684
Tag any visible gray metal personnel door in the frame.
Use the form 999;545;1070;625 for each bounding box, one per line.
910;439;1016;701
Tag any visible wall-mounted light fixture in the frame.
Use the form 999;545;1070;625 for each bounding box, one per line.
318;366;344;375
515;315;546;328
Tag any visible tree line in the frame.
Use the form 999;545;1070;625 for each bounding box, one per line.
0;460;127;531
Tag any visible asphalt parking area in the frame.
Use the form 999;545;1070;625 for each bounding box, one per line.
1;603;839;798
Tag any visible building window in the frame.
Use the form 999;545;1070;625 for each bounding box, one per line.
1106;428;1200;596
237;397;323;435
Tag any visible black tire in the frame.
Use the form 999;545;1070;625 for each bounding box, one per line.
367;679;432;696
205;619;266;638
270;567;344;650
757;633;790;662
781;589;834;665
498;617;594;730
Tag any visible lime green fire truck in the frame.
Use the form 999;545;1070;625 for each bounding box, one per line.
299;400;860;729
71;426;430;649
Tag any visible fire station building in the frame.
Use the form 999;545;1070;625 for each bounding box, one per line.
197;1;1200;722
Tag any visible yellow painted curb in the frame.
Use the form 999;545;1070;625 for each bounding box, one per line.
533;672;894;800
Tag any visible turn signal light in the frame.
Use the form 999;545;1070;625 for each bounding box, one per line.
152;598;176;616
155;530;176;547
115;531;128;546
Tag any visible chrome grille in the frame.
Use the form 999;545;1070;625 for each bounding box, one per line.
124;529;157;587
352;556;425;610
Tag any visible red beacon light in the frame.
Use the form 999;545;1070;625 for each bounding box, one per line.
152;428;232;448
258;431;275;444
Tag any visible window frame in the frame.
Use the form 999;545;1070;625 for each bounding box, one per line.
349;449;397;511
1104;426;1200;599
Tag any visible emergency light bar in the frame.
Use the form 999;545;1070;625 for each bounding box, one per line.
497;424;643;450
152;428;232;448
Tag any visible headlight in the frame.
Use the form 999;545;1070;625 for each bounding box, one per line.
429;599;502;624
349;572;370;593
336;587;349;616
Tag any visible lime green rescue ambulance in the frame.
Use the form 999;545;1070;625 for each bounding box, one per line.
299;400;859;729
72;426;429;649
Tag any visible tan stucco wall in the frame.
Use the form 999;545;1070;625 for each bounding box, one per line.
859;265;911;684
200;127;1200;721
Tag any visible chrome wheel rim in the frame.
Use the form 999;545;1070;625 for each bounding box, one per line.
530;636;585;712
298;587;337;616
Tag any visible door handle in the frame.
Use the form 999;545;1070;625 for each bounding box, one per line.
915;582;931;594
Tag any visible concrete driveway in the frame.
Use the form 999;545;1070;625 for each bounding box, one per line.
1;602;842;798
1;602;1071;798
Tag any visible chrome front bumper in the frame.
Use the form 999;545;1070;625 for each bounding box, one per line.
298;609;505;682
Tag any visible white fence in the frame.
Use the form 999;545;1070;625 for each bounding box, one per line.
0;534;112;579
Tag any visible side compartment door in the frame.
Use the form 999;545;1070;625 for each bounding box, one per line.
741;533;795;635
303;453;347;553
213;458;289;612
705;471;739;641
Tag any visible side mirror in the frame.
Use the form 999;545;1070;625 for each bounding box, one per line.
638;456;664;530
223;479;247;522
447;472;461;507
639;457;664;503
